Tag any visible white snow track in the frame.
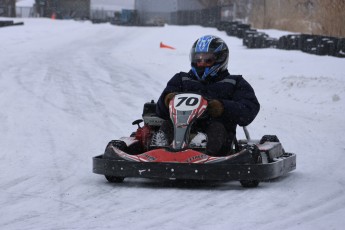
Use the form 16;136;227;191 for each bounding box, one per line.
0;18;344;230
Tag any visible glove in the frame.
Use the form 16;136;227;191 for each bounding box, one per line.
208;100;224;118
164;92;176;107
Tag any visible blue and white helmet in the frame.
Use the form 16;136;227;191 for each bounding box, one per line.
190;35;229;81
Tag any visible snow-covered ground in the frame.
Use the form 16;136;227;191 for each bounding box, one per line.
0;18;344;230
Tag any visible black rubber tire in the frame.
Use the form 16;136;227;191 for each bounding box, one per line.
240;180;260;188
105;175;125;183
104;140;127;159
104;140;127;183
240;145;261;188
259;135;280;144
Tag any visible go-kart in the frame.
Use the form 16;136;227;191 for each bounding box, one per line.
93;93;296;187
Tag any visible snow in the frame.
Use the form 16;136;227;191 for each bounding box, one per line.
0;18;345;229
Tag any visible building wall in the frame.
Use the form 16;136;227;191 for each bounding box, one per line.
135;0;205;25
176;0;204;11
58;0;90;19
135;0;177;13
35;0;90;19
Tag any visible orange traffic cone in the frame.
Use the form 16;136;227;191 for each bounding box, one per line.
160;42;175;50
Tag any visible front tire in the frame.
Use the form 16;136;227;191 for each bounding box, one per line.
103;140;127;183
240;180;260;188
104;140;127;159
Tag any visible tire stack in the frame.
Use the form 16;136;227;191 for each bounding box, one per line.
216;21;242;36
233;23;251;39
242;30;258;48
243;31;278;48
277;34;302;50
0;20;24;28
336;38;345;57
0;21;14;27
277;34;345;58
316;37;338;56
217;21;277;49
225;22;251;39
216;20;343;58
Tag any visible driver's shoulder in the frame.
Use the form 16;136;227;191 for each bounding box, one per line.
175;71;198;82
215;72;242;86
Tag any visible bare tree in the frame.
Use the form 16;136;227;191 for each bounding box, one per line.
247;0;345;37
314;0;345;37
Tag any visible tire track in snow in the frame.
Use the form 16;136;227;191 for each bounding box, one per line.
256;190;345;230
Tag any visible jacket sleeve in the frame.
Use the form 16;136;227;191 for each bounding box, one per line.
221;76;260;126
156;73;183;119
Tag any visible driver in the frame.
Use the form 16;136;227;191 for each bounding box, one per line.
155;35;260;156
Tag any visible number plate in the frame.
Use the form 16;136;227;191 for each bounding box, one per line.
173;94;202;111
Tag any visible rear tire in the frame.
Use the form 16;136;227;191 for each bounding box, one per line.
240;145;261;188
240;180;260;188
105;175;125;183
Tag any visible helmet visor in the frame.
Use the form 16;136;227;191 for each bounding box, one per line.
191;53;216;67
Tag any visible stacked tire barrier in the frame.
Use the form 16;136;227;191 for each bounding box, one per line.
216;21;344;58
0;20;24;28
243;31;278;49
277;34;345;58
216;21;278;49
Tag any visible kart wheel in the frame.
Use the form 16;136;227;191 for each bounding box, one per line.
103;141;126;183
104;140;127;159
240;180;260;188
105;175;125;183
259;135;280;144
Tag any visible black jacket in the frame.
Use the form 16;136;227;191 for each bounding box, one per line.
156;70;260;134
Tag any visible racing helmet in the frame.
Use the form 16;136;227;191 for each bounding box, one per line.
190;35;229;81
